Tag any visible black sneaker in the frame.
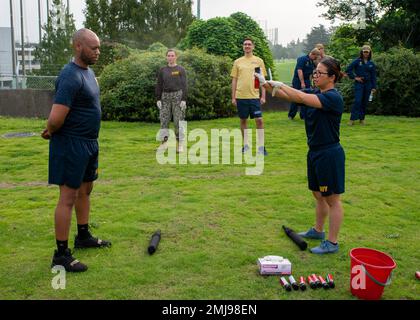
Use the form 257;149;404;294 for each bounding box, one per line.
74;233;112;249
51;248;88;272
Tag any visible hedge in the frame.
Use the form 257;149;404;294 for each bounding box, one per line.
99;47;234;122
180;12;275;77
336;47;420;117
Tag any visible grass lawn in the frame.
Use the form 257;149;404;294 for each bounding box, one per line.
0;113;419;300
274;59;295;84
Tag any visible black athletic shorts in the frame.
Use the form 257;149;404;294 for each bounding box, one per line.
49;134;99;189
307;143;345;196
236;99;262;119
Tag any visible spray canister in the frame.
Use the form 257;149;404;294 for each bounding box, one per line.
280;277;292;291
289;275;299;290
326;274;335;288
311;274;322;288
307;275;317;289
299;276;307;291
318;275;329;289
254;67;261;89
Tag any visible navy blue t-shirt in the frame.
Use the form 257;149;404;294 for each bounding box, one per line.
54;62;101;140
293;55;315;84
302;88;344;149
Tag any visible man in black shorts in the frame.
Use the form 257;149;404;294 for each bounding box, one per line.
42;28;110;272
231;38;268;156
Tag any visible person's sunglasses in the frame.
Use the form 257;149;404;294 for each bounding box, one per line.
363;50;370;53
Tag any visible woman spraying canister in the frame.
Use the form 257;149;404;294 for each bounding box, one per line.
254;57;345;254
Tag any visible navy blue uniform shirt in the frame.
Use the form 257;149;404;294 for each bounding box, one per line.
54;62;101;140
293;55;315;84
345;58;377;88
302;88;344;149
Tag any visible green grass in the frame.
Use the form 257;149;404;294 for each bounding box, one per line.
0;113;419;300
274;59;295;84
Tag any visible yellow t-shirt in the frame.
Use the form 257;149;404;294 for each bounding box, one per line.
231;55;267;99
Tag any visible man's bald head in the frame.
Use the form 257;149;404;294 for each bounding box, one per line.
72;28;101;67
72;28;99;46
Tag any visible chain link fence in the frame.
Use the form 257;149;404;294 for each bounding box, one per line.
0;75;57;90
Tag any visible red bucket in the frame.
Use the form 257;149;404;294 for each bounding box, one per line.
349;248;396;300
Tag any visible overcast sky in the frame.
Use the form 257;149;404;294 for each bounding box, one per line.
0;0;334;46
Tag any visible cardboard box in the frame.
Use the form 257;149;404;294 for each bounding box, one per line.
257;256;292;275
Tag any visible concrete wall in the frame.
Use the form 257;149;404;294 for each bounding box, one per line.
0;89;290;119
0;89;53;118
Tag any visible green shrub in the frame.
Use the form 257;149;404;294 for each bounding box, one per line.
180;12;275;77
179;18;237;59
147;42;168;53
99;48;234;122
336;47;420;117
91;41;132;76
229;12;275;75
372;48;420;116
327;24;378;65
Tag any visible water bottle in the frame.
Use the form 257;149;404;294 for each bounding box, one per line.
369;92;373;102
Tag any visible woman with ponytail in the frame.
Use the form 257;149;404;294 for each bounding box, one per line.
255;57;346;254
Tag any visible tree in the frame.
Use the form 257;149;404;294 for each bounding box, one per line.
270;39;306;60
84;0;194;49
270;44;288;60
33;0;76;75
179;18;237;58
84;0;102;36
180;12;275;74
304;25;331;52
230;12;274;71
317;0;420;50
140;0;195;48
287;39;305;59
317;0;380;24
327;25;363;63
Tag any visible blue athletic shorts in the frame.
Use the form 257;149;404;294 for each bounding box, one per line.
49;134;99;189
307;143;345;196
236;99;262;119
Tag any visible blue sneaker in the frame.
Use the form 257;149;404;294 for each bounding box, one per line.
298;227;325;240
310;240;339;254
257;146;268;156
242;144;250;153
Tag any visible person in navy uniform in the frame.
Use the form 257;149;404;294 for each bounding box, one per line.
288;48;320;120
346;45;377;125
42;29;111;272
314;43;326;66
255;57;345;254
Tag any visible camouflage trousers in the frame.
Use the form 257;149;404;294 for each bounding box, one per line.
160;90;186;141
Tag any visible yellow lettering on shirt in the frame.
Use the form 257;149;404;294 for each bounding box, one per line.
171;71;180;76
